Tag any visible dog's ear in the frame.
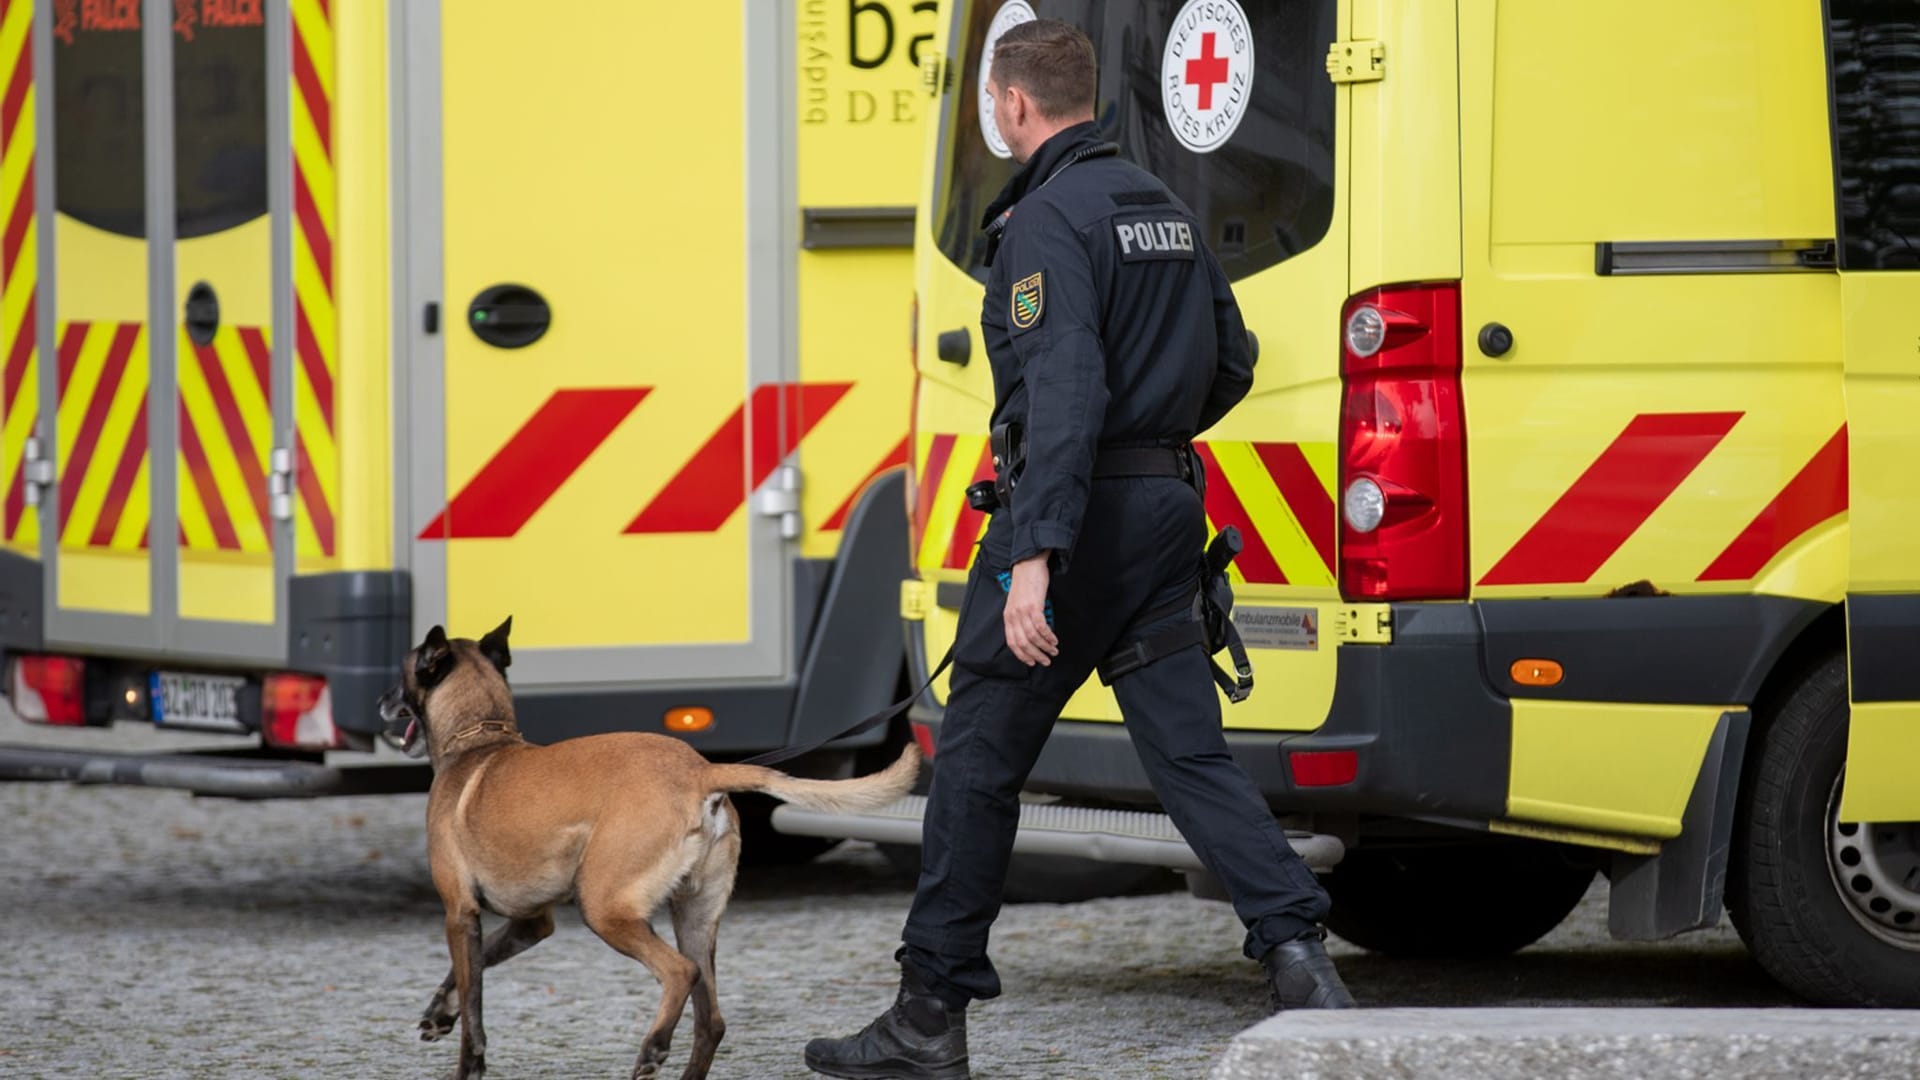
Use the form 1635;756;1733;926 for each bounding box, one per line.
415;625;454;687
479;616;512;674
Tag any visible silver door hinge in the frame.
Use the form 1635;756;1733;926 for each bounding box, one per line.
20;436;53;507
268;447;295;522
754;465;803;540
1326;39;1385;84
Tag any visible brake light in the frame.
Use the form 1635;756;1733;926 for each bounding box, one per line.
1338;283;1468;600
1289;750;1358;787
9;655;87;726
260;674;344;750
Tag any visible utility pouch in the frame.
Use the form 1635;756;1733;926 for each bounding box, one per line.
1182;442;1207;502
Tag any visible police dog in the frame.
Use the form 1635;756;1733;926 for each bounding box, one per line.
379;619;919;1080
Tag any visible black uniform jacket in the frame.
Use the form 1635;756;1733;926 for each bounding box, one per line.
980;121;1256;573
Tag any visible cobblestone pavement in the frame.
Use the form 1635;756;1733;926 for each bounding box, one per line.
0;717;1792;1080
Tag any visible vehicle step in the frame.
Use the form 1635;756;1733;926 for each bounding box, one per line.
771;795;1344;872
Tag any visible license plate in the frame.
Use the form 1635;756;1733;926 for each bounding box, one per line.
150;672;248;733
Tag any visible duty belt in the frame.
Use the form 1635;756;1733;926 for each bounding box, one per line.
967;445;1196;513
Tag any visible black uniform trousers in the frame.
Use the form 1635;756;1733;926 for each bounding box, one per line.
900;475;1330;1006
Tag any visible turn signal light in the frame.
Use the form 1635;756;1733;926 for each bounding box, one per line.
1289;750;1359;788
10;655;87;726
261;674;344;750
1510;659;1565;687
665;707;714;733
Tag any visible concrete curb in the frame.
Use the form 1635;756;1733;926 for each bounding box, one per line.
1211;1008;1920;1080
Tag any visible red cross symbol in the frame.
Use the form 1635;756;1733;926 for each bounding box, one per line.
1185;32;1230;110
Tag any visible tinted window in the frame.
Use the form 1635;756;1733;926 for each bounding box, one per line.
933;0;1337;282
1828;3;1920;270
174;8;269;238
55;20;146;238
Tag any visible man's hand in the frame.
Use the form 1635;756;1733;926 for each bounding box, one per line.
1004;553;1060;667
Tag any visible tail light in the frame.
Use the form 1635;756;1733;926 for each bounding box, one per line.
1338;282;1468;600
260;674;345;750
9;655;87;726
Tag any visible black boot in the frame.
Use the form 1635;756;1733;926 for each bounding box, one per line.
804;967;971;1080
1260;931;1358;1010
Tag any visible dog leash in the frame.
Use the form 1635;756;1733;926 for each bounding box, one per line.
736;646;954;768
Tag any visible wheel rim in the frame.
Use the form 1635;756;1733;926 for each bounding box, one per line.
1825;775;1920;950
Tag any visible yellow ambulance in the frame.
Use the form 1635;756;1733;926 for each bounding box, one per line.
0;0;935;854
835;0;1920;1004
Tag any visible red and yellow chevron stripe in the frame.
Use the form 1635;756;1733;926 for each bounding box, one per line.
421;382;884;540
911;417;1850;593
1;0;37;551
626;381;853;534
909;435;1340;587
422;388;651;540
1478;412;1850;588
292;0;338;562
177;326;274;553
1699;425;1847;582
53;321;150;550
1195;441;1339;587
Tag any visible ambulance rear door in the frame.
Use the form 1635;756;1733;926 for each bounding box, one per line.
36;0;300;665
404;2;799;690
1825;5;1920;824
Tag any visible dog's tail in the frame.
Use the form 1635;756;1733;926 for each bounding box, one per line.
704;743;920;814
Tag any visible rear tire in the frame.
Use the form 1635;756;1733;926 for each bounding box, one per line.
1729;652;1920;1005
1321;840;1595;957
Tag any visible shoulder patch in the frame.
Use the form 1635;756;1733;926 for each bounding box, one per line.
1010;271;1044;330
1114;216;1196;263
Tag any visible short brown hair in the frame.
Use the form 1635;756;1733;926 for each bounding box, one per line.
990;19;1097;120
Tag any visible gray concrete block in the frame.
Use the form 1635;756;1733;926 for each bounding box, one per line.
1212;1007;1920;1080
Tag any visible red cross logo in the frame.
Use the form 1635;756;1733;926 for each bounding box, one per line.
1185;32;1230;110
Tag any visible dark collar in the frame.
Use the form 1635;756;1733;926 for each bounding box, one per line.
978;121;1117;232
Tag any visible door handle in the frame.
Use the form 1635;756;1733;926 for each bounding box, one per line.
184;282;220;346
467;284;551;348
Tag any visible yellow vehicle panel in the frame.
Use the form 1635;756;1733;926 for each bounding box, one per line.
794;0;936;561
49;5;153;617
174;4;277;625
437;0;752;648
0;0;38;557
1838;268;1920;822
1840;275;1920;596
434;1;929;656
1459;0;1845;603
1507;700;1731;840
291;0;343;575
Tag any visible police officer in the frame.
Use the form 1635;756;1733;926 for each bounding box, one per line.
804;19;1355;1080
